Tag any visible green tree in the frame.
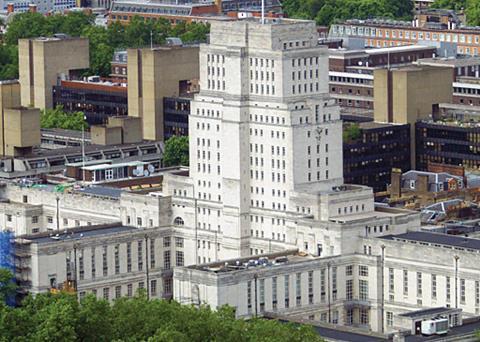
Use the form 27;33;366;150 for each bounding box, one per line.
466;0;480;26
343;123;362;142
4;12;48;45
0;268;16;303
283;0;413;26
431;0;466;11
76;294;113;342
163;136;189;167
41;106;87;131
0;291;324;341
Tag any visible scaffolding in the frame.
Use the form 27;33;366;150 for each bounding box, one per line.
0;231;14;271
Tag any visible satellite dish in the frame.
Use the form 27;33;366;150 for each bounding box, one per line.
143;170;150;177
147;164;155;173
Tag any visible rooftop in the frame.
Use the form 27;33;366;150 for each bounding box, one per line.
74;186;124;199
19;223;135;245
417;56;480;68
380;231;480;252
188;249;312;273
399;307;458;318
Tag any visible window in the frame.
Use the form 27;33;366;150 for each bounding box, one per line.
460;279;466;304
446;276;451;302
417;272;422;297
176;251;184;266
259;279;265;312
284;275;290;308
137;241;143;271
389;268;394;294
359;279;368;301
296;273;301;306
432;274;437;299
403;270;408;295
175;237;184;248
164;251;171;269
359;265;368;276
360;308;369;325
174;217;184;226
114;244;120;274
332;266;337;300
163;237;171;247
78;250;84;280
31;216;38;224
320;269;326;302
137;217;142;226
102;246;108;276
346;265;353;276
151;279;157;297
150;239;155;268
126;242;132;272
386;312;393;327
247;281;252;313
103;287;110;300
272;277;278;309
346;279;353;300
308;271;314;304
127;284;133;297
91;248;96;279
47;216;53;223
163;279;172;294
115;286;121;299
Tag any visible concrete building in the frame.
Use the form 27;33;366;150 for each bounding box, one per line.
19;36;90;110
127;45;199;141
1;107;41;157
343;122;411;193
1;0;75;13
175;250;383;330
159;19;419;267
328;45;436;114
15;223;172;301
373;65;453;168
329;16;480;57
52;77;128;125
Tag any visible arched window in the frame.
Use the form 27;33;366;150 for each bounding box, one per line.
174;217;184;226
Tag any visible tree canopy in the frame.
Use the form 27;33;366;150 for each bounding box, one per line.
0;12;210;80
0;290;324;342
0;269;16;304
283;0;414;26
41;106;87;131
429;0;480;26
163;136;189;167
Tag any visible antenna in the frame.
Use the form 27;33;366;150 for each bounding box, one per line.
261;0;265;24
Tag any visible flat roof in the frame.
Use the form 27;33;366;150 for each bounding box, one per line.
21;140;160;159
21;223;135;245
188;249;312;273
82;161;147;171
417;56;480;68
75;186;123;199
359;121;408;130
399;307;456;318
380;231;480;251
41;128;91;140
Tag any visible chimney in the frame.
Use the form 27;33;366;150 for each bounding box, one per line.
214;0;222;14
417;174;429;194
28;4;37;13
7;3;14;13
390;168;402;198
